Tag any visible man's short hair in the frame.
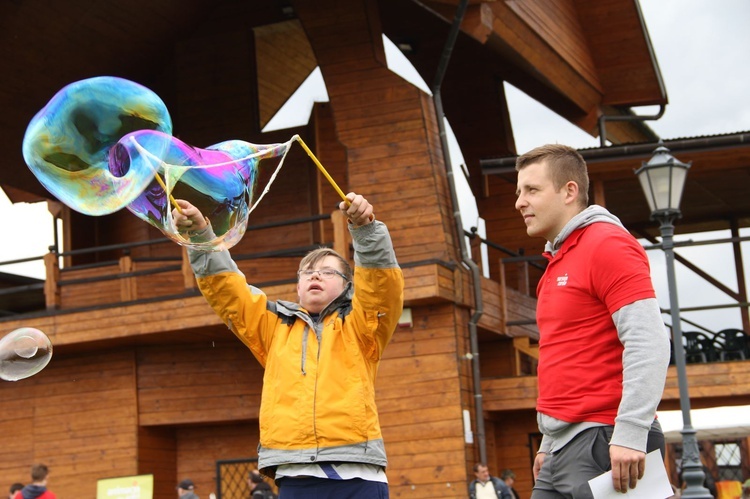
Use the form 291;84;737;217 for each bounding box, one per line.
515;143;590;207
30;464;48;482
473;463;488;472
177;479;195;490
9;483;23;494
298;247;352;281
501;469;516;480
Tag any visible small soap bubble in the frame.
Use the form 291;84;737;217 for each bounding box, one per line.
0;327;53;381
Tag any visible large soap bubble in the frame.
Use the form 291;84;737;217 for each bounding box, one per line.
0;327;53;381
112;130;294;251
22;76;297;251
22;76;172;216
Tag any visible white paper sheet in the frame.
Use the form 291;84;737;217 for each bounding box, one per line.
588;449;674;499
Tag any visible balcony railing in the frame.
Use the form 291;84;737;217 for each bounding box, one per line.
467;228;750;374
0;211;350;317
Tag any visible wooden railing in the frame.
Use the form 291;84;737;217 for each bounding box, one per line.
4;211;349;313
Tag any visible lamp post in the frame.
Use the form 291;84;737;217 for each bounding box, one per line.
635;144;712;498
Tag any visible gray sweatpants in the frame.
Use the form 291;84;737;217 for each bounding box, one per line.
531;420;665;499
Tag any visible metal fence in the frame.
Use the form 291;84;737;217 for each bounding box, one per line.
215;457;258;499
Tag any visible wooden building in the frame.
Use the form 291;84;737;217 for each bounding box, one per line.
0;0;749;497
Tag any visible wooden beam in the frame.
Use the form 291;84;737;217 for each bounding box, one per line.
730;218;750;332
459;2;603;113
254;20;318;128
43;252;60;310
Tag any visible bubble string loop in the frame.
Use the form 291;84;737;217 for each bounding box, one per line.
242;138;296;216
123;131;295;251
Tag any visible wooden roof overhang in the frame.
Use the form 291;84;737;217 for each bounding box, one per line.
2;0;666;205
385;0;666;147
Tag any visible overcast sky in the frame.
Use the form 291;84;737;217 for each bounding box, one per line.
3;0;750;336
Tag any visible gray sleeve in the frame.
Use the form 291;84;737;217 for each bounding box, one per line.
188;247;242;278
538;433;552;454
350;220;399;268
185;224;244;278
610;297;670;451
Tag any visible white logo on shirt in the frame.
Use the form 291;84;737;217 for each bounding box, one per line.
557;274;568;286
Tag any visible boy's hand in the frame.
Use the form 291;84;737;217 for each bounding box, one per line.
172;199;208;233
340;192;374;227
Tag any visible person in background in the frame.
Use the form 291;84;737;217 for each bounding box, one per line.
177;479;199;499
173;192;404;499
8;483;22;499
514;144;670;498
501;469;520;499
468;463;512;499
12;464;56;499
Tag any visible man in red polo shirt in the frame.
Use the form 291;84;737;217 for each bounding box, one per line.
515;144;670;498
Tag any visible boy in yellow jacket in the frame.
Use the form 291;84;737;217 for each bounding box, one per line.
173;193;404;499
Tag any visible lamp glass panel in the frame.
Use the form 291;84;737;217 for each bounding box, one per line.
637;169;657;212
669;167;688;210
640;165;675;211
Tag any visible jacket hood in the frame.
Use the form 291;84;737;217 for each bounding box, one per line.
21;485;47;499
546;204;626;255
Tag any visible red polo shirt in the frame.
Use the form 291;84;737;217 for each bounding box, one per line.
536;222;655;424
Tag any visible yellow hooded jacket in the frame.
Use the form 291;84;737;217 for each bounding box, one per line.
188;220;404;474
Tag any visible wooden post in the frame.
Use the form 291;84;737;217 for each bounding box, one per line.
181;247;196;290
499;260;508;335
730;219;750;333
517;261;530;296
331;210;351;262
43;251;60;310
593;178;606;207
119;255;136;302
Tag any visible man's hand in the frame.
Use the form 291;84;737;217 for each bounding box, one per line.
340;192;374;227
610;445;646;492
533;452;546;480
172;199;208;233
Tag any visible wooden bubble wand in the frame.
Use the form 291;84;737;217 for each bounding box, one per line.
293;135;350;206
153;171;184;215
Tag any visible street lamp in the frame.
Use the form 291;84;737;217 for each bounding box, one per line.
635;144;712;498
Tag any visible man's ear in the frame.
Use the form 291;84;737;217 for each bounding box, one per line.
563;180;579;205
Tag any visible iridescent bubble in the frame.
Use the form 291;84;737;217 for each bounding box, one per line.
22;76;172;216
22;76;298;251
112;130;294;251
0;327;53;382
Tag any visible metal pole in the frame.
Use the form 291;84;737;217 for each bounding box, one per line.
659;215;712;498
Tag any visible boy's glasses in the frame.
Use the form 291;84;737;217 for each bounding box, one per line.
297;269;348;281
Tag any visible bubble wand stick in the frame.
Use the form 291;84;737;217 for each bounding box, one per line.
152;171;184;215
294;135;350;206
